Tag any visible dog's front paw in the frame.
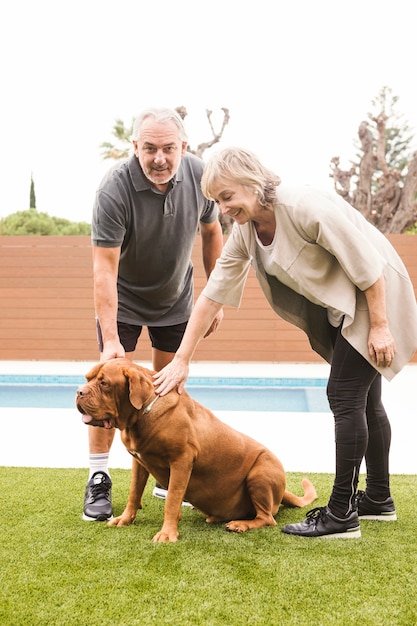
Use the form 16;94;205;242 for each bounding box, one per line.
107;512;136;527
152;528;179;543
225;516;277;532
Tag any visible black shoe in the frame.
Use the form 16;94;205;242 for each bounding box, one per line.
83;472;113;521
281;506;361;538
152;482;192;507
356;490;397;521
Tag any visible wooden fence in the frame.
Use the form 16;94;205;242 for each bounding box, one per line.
0;235;416;363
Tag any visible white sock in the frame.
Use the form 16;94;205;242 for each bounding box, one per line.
88;453;110;480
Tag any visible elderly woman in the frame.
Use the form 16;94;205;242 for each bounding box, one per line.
154;147;417;539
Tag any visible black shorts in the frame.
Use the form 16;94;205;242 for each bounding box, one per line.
96;319;188;354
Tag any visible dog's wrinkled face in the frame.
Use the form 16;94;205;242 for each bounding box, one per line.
75;358;155;430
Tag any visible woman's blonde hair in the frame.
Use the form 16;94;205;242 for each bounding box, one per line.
201;147;281;207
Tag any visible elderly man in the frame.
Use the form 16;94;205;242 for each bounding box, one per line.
83;107;223;521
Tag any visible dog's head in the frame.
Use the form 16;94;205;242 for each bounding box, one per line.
76;358;157;430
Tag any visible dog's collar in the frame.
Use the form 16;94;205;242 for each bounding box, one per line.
142;394;159;415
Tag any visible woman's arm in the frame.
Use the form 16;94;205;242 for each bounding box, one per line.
364;275;396;368
153;295;223;395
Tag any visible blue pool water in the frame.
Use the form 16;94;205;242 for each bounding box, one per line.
0;375;329;412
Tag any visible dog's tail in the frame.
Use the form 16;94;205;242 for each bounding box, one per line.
281;477;317;508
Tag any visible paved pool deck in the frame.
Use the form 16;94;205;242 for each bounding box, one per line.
0;360;416;475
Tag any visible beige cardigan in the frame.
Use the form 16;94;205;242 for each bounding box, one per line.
203;185;417;381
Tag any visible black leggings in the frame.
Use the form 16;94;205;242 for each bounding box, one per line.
326;325;392;517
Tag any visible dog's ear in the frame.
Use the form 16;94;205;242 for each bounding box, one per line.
125;368;154;410
85;362;103;382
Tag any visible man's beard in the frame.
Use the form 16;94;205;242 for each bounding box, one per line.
147;166;172;186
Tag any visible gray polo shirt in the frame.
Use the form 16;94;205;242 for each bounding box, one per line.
92;152;218;326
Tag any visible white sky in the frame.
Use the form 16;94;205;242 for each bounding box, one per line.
1;0;416;223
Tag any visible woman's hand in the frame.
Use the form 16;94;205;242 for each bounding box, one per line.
364;276;396;368
368;325;396;368
153;295;223;395
153;356;190;396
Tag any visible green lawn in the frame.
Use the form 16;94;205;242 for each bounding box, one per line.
1;467;416;625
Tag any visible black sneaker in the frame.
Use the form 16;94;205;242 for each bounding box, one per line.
83;472;113;521
152;482;192;507
281;506;361;538
356;490;397;521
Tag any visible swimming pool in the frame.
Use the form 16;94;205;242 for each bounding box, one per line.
0;362;415;473
0;375;329;412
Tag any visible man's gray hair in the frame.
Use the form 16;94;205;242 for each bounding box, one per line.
131;107;188;142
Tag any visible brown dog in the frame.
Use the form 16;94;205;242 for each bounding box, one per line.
76;358;317;543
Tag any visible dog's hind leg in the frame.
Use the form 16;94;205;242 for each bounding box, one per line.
225;456;282;533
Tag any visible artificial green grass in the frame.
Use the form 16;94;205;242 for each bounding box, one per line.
1;468;416;625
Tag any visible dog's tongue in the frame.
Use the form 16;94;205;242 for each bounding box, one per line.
81;414;114;429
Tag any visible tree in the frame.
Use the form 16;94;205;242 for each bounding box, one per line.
330;87;417;233
175;106;230;158
0;210;91;235
100;106;232;231
100;118;135;160
29;173;36;209
101;107;230;160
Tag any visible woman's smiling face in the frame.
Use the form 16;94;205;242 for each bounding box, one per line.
210;177;261;225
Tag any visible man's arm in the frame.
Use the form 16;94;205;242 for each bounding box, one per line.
200;219;223;278
199;219;224;337
92;245;125;361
